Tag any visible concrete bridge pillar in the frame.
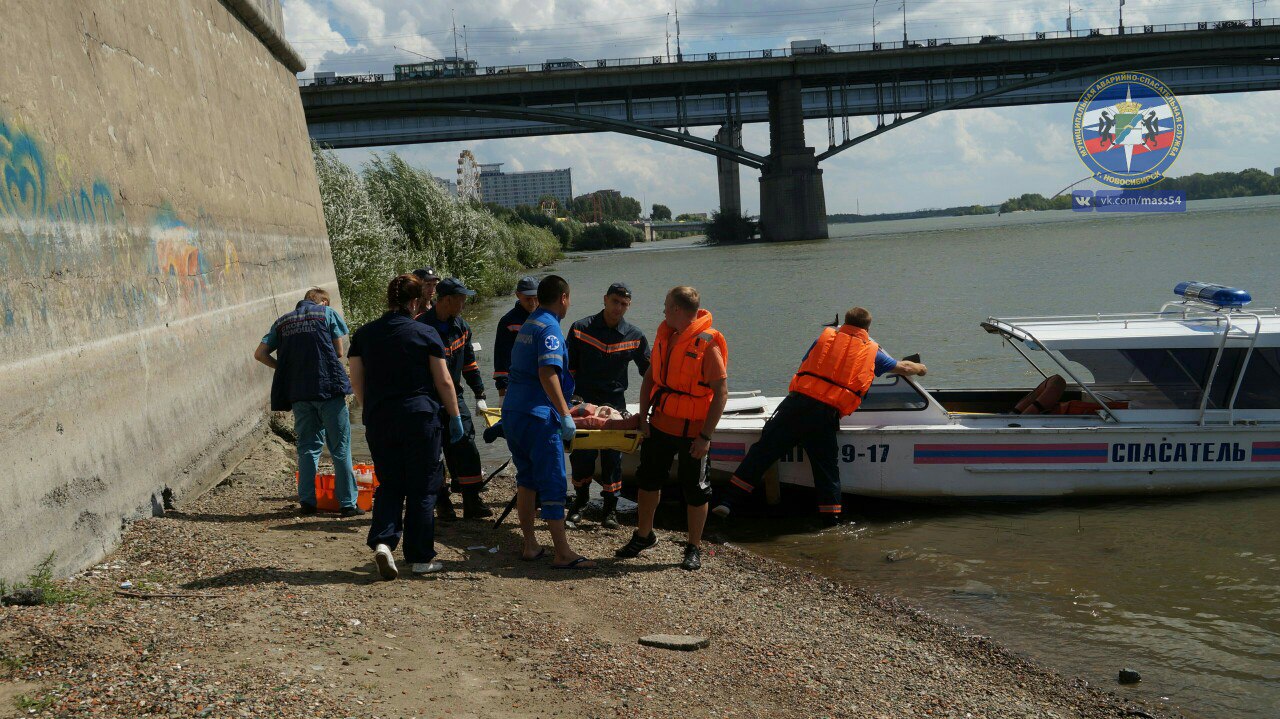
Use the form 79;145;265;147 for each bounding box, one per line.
714;123;742;217
759;78;828;241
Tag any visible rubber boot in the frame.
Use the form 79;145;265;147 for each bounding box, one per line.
462;490;492;519
600;493;620;529
436;491;458;523
566;486;591;526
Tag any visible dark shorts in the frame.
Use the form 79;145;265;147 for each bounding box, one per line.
635;426;712;506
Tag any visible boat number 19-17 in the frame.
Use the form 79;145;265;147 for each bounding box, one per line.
783;444;890;463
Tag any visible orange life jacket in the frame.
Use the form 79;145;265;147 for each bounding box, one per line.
649;309;727;422
788;325;879;416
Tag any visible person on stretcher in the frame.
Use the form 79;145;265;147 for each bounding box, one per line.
568;403;640;430
482;401;638;443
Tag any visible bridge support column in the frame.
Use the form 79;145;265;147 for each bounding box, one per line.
714;123;742;217
759;79;827;241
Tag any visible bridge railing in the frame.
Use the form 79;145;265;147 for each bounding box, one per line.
297;17;1280;87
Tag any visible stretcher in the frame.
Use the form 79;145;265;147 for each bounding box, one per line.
478;406;644;453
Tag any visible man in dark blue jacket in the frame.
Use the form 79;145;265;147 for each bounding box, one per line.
254;287;362;517
492;275;540;403
565;282;650;528
419;278;492;520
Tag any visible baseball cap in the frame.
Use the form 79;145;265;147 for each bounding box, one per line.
437;277;476;297
606;282;632;299
516;276;539;296
412;267;440;282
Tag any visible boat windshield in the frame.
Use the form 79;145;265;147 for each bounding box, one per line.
1058;347;1280;409
857;375;929;411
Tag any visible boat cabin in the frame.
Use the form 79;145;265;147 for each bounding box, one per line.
847;283;1280;426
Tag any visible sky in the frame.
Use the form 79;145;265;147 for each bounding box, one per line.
283;0;1280;215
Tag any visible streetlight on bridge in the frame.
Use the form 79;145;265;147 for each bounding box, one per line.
870;0;880;45
902;0;908;45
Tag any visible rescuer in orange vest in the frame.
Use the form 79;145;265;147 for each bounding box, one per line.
614;286;728;571
712;307;926;525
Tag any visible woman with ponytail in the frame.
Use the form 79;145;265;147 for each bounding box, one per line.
348;273;464;580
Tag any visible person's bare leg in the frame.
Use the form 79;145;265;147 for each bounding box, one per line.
547;519;595;567
636;489;661;538
517;487;541;559
686;503;708;547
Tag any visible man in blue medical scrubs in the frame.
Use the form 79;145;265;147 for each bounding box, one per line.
502;275;596;570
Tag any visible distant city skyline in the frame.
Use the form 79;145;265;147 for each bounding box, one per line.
288;0;1280;214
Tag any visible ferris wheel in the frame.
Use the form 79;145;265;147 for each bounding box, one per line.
456;150;481;202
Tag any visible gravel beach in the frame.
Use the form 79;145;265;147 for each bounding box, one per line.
0;431;1185;718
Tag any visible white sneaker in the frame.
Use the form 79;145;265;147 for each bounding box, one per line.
711;503;731;519
411;561;444;575
374;544;398;580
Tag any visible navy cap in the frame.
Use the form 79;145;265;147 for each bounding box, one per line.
437;277;476;297
516;276;539;296
412;267;440;282
606;282;632;298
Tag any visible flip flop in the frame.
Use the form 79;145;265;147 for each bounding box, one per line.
551;557;596;570
520;547;548;562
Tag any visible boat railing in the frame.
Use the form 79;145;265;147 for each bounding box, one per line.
1004;324;1123;423
987;304;1270;425
990;305;1280;329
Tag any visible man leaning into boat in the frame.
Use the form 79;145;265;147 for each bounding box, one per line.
713;307;926;526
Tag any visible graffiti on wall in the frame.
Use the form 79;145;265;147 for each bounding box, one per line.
0;113;245;334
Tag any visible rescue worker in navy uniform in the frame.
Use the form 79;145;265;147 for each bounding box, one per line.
348;274;465;579
418;277;492;520
712;307;927;525
492;276;541;405
412;267;440;314
253;287;362;517
565;282;650;529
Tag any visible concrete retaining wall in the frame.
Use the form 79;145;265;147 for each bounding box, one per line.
0;0;335;582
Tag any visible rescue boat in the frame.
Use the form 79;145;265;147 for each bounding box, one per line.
698;282;1280;500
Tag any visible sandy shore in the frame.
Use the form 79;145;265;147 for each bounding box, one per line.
0;431;1183;718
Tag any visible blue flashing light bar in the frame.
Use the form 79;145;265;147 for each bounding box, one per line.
1174;281;1252;309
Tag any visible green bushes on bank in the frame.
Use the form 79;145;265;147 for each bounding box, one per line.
574;221;641;251
704;210;759;245
313;144;560;327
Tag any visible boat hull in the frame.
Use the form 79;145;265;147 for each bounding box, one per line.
705;426;1280;499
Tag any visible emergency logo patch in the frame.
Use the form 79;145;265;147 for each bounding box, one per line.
544;335;561;351
1073;71;1183;188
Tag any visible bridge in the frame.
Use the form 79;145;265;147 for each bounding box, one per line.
302;19;1280;241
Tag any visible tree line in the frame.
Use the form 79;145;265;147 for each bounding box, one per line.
313;145;560;328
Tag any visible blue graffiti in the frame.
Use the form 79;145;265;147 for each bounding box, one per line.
0;117;48;220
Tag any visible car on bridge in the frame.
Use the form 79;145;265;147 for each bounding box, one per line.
544;58;586;71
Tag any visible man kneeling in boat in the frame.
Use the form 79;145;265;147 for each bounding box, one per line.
712;307;926;526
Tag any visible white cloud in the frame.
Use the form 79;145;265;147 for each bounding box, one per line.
299;1;1280;214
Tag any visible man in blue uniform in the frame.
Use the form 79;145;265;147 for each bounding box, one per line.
418;277;492;520
253;287;363;517
503;275;595;569
492;275;540;404
565;282;650;529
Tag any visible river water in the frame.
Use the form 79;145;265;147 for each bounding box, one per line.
452;196;1279;719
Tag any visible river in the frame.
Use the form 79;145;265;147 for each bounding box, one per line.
453;196;1278;719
